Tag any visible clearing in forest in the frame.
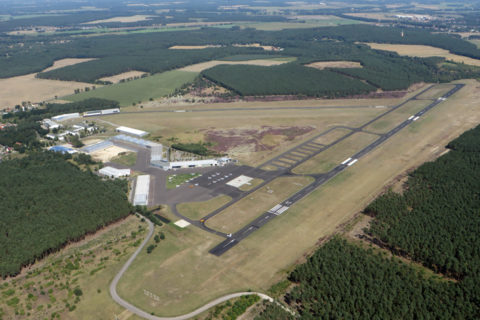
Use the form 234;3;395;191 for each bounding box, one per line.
179;58;290;72
306;61;362;69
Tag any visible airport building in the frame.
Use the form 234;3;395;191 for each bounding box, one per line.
151;157;232;170
99;166;131;178
52;113;80;122
133;175;150;206
116;126;148;137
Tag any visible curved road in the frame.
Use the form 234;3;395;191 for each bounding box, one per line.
110;216;276;320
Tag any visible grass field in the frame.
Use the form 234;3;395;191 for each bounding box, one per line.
238;178;264;191
110;151;138;167
292;132;379;174
365;43;480;66
415;83;456;100
115;81;480;318
205;176;313;234
99;71;147;84
313;127;352;145
179;58;290;72
177;195;232;220
306;61;363;69
238;16;361;31
363;99;433;134
64;70;198;106
167;173;201;189
0;215;145;320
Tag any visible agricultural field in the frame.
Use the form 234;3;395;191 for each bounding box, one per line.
114;80;480;317
179;58;291;72
99;71;147;84
0;58;96;108
306;61;363;70
237;15;361;30
64;70;198;106
205;176;313;234
177;195;232;220
365;43;480;66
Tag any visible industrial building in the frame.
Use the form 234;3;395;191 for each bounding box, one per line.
49;145;77;154
42;119;61;130
52;113;80;122
116;126;148;137
151;157;232;170
133;175;150;206
83;108;120;117
99;166;131;178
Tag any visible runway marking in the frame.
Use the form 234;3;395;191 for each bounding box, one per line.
341;157;352;165
347;158;358;166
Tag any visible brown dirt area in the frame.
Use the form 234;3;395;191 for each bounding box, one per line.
99;71;148;83
179;59;289;72
365;43;480;66
90;145;131;162
205;125;315;154
306;61;362;69
42;58;96;72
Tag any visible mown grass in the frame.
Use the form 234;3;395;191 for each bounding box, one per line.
64;70;198;106
166;173;201;189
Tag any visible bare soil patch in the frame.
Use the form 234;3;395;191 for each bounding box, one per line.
306;61;362;69
99;70;148;83
179;59;289;72
205;126;315;155
90;145;131;162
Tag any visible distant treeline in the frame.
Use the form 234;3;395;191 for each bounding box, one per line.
0;152;133;278
1;24;479;83
256;124;480;319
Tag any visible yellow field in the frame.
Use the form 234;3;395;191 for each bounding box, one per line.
0;58;96;108
83;15;155;24
179;58;290;72
306;61;362;69
205;176;313;234
293;132;379;174
114;80;480;317
365;43;480;66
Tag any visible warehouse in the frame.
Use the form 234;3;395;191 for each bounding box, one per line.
99;166;131;179
133;175;150;206
52;113;80;122
116;126;148;137
151;157;232;170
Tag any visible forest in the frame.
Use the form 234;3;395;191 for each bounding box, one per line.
365;125;480;279
256;124;480;319
203;64;375;97
0;152;133;278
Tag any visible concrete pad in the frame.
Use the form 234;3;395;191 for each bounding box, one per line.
226;175;253;188
174;219;191;228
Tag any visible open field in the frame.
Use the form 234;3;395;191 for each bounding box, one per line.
64;70;198;106
469;39;480;48
99;107;384;166
42;58;97;72
293;132;379;174
110;151;138;167
179;58;290;72
99;71;148;84
365;43;480;66
0;58;96;108
206;176;313;234
91;145;131;162
177;195;232;220
363;99;432;134
169;45;222;50
114;80;480;317
239;178;264;191
0;215;145;320
306;61;362;69
238;16;361;31
84;15;156;24
313;127;352;145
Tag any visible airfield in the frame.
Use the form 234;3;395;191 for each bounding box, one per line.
67;80;480;318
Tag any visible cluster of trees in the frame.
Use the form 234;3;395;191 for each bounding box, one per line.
0;152;133;277
0;120;47;149
171;142;219;157
256;124;480;319
365;124;480;279
203;63;375;97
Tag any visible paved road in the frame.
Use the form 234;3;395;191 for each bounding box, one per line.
210;84;464;255
110;215;277;320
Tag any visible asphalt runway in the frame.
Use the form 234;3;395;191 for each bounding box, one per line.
210;84;464;255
